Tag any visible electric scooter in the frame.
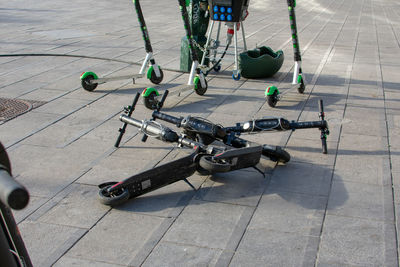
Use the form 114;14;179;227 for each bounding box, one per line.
80;0;164;92
99;90;292;206
265;0;306;107
100;90;329;206
141;0;208;110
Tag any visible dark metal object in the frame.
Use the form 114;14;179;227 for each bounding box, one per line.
0;142;32;267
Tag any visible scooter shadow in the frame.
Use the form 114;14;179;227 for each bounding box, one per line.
112;161;347;214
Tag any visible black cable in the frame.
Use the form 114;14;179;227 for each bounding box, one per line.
0;53;188;73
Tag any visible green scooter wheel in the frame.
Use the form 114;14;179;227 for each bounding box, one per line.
297;75;305;94
143;90;159;110
194;76;208;96
81;75;98;91
149;67;164;84
267;90;279;108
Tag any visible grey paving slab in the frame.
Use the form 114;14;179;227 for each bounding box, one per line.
142;241;222;267
268;162;333;196
162;199;248;250
65;210;165;266
327;180;395;221
196;169;267;207
1;0;400;266
317;214;398;267
230;229;320;267
19;220;87;267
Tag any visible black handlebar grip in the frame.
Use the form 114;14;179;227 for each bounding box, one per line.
152;111;182;125
0;167;29;210
157;90;169;111
115;93;141;148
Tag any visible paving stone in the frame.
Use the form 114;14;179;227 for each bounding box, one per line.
318;214;398;267
268;162;333;196
18;220;87;267
66;210;165;265
327;180;395;221
142;241;222;267
54;256;123;267
249;190;326;236
230;229;320;267
37;184;110;229
163;199;248;250
197;169;267;207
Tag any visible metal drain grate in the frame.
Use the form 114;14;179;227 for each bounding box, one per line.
0;98;47;124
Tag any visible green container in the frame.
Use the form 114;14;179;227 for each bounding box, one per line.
180;0;210;72
239;46;285;79
180;36;209;72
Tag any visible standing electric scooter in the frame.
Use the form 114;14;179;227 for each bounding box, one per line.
265;0;306;107
141;0;208;110
80;0;164;92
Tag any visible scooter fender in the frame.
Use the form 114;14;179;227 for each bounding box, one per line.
80;71;98;80
265;85;279;96
142;87;159;98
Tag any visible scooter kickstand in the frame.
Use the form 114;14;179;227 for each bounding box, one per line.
183;178;197;191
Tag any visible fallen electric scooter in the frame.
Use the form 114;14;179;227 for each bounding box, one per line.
98;91;328;206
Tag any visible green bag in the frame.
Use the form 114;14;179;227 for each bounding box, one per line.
239;46;284;78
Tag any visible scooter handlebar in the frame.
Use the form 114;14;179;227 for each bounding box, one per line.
0;167;29;210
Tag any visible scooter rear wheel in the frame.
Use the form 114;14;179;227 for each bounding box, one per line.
199;156;232;173
297;76;305;94
149;68;164;84
194;77;208;96
98;184;130;206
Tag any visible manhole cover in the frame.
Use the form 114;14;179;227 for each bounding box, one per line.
0;98;46;124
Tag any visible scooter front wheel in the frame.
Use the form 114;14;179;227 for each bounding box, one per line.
199;156;232;173
262;145;290;163
81;75;98;91
98;183;130;206
143;91;159;110
267;91;279;108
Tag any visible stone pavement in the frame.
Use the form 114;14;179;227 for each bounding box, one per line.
1;0;400;266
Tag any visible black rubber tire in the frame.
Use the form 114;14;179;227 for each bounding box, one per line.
322;138;328;154
98;184;130;206
199;155;232;173
213;64;221;72
262;145;290;163
194;78;208;96
267;91;278;108
81;75;98;91
149;68;164;84
143;91;158;110
297;77;305;94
